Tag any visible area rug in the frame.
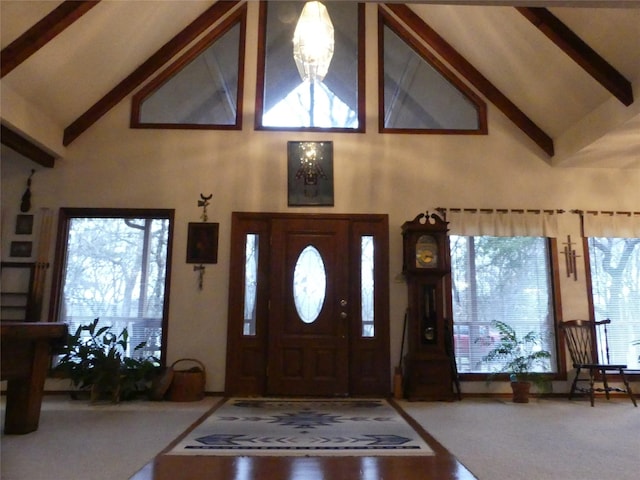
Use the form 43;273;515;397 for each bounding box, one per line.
168;398;435;456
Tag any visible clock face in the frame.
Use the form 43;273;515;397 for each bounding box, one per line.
415;235;438;268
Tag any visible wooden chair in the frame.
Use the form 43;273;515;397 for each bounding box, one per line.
560;319;636;407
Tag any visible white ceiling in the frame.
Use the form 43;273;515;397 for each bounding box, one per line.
1;0;639;168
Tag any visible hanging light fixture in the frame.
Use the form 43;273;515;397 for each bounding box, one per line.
292;1;334;83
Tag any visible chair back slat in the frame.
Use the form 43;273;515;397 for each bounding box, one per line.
561;320;598;365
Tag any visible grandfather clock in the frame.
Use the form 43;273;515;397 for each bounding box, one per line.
401;211;455;401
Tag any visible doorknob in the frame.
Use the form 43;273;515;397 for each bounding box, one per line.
340;312;348;319
340;299;348;307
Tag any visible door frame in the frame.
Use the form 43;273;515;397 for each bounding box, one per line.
225;212;390;397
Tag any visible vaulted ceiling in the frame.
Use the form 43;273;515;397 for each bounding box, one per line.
1;1;639;169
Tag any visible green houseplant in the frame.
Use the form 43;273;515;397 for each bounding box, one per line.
477;320;552;403
53;318;160;402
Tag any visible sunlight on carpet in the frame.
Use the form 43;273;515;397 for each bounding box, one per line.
169;398;435;457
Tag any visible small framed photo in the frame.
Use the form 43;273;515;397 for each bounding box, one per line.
287;141;334;206
10;241;32;258
15;214;34;235
186;222;219;264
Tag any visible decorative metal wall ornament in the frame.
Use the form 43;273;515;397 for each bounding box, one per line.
20;169;35;212
193;264;206;291
188;194;218;290
561;235;579;281
198;193;212;221
287;141;334;206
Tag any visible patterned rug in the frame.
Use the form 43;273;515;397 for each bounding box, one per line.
169;398;435;456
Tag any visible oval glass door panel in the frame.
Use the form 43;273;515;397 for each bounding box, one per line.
293;245;327;324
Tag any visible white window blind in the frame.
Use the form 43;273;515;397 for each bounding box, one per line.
582;211;640;368
450;235;557;374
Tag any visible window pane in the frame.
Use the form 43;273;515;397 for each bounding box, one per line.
450;236;557;374
139;23;242;126
293;245;326;324
243;234;259;336
588;237;640;368
60;217;170;360
382;24;481;131
259;1;360;130
361;235;374;337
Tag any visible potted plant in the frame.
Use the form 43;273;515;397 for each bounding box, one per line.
53;318;160;402
477;320;552;403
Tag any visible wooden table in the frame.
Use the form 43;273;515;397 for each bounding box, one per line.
1;322;67;434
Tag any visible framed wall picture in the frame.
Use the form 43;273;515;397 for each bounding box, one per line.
287;141;334;206
186;222;219;264
15;214;34;235
10;241;33;257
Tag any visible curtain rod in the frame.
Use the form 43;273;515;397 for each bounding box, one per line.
571;209;639;216
436;207;564;215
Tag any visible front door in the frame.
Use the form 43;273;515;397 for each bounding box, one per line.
225;212;390;397
267;218;350;396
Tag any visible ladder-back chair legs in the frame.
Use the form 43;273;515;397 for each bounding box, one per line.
561;319;637;407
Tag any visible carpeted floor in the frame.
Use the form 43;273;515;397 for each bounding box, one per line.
2;396;638;479
169;398;434;456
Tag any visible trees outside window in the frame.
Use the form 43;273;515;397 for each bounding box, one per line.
449;236;557;374
587;237;640;368
52;209;173;363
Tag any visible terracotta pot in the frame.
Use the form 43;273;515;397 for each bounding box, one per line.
510;381;531;403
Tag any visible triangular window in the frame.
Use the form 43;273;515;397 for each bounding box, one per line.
131;6;246;129
379;10;486;133
256;1;364;132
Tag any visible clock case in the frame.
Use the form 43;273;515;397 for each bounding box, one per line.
401;212;457;401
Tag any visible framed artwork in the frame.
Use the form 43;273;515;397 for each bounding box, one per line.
186;222;219;264
10;241;32;257
15;214;34;235
287;141;334;206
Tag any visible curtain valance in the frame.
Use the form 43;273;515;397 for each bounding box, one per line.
578;211;640;238
439;208;561;238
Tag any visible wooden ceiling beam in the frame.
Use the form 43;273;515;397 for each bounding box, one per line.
1;125;56;168
384;3;554;157
63;0;241;146
1;1;100;79
517;7;633;106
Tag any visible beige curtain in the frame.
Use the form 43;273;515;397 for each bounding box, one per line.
581;211;640;238
445;209;560;237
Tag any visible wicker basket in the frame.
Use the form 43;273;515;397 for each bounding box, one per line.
166;358;206;402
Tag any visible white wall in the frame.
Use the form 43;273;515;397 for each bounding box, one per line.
2;2;638;394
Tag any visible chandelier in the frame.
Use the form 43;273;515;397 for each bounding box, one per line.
292;1;334;83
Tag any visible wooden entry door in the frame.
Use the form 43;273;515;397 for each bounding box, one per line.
225;212;390;398
267;218;350;396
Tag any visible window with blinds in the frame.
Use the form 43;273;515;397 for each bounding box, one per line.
450;235;557;374
588;237;640;369
56;212;172;362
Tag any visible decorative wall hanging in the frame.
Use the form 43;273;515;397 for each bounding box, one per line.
561;235;579;281
287;141;334;206
188;193;218;291
198;193;212;221
10;241;32;258
15;214;34;235
20;169;35;212
186;222;219;264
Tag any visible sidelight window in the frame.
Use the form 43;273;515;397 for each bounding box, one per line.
243;234;259;335
361;235;375;337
